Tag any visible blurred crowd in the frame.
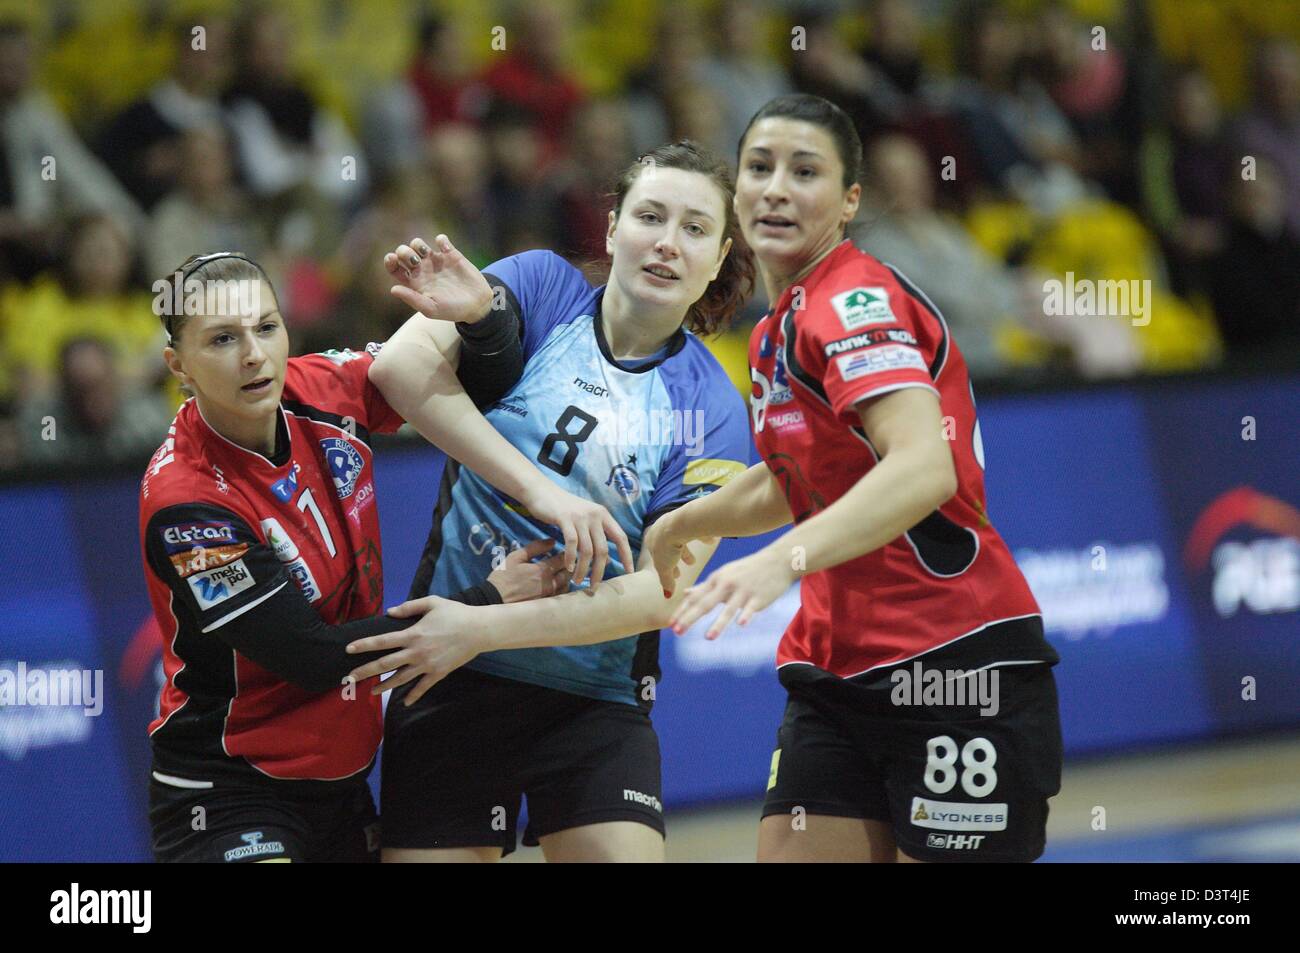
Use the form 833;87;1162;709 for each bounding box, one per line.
0;0;1297;472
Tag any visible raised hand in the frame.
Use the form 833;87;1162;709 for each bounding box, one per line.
384;234;494;324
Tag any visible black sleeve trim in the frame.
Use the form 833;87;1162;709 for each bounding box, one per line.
213;580;419;693
455;272;526;409
448;580;503;607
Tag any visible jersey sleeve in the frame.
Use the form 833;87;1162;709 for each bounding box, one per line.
645;372;752;523
143;501;291;634
479;249;593;363
801;278;940;425
287;345;406;436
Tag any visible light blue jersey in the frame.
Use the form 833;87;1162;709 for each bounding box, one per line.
410;250;751;704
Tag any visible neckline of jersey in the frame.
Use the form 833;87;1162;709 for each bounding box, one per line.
768;237;857;319
591;286;688;374
193;399;294;470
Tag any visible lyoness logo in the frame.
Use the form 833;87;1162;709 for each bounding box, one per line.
1184;486;1300;618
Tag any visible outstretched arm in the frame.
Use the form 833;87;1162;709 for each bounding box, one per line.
669;387;957;638
366;235;634;587
642;460;792;594
344;532;722;706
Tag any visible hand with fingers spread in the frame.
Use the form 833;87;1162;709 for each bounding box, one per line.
384;234;494;324
517;479;636;594
486;538;572;603
667;546;797;641
345;596;485;707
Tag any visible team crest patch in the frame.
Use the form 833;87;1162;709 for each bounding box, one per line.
832;286;896;330
320;438;365;499
606;461;641;503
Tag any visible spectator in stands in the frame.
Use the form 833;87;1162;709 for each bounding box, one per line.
1139;65;1231;296
361;14;488;182
1;214;161;403
554;100;633;263
96;18;232;211
788;6;901;142
0;20;142;283
857;134;1024;377
861;0;929;101
480;0;584;159
622;4;708;157
16;337;174;466
1235;39;1300;237
697;0;793;153
408;15;488;133
483;101;562;254
424;124;497;265
1031;2;1141;205
222;6;368;235
948;2;1089;214
1209;156;1300;358
144;125;266;282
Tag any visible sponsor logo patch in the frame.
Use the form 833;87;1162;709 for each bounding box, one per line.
910;798;1008;831
836;344;927;382
346;480;376;525
319;348;362;365
259;518;299;562
285;557;321;603
161;521;236;553
168;543;249;578
223;830;287;862
926;832;986;850
269;463;300;503
832;286;897;330
824;327;918;357
320;438;365;499
683;458;747;486
188;559;255;610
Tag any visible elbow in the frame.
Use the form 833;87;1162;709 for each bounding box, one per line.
934;457;958;506
367;348;398;396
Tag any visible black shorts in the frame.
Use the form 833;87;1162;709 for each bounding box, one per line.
149;771;380;863
381;667;664;856
762;659;1062;862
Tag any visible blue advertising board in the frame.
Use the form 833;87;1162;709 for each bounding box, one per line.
2;374;1298;859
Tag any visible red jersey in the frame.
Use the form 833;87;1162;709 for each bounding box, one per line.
139;346;403;783
748;240;1047;677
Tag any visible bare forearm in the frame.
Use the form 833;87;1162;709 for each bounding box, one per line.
763;448;953;575
369;320;546;503
475;568;672;649
670;462;791;540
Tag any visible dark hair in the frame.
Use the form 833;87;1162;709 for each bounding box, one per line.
606;140;754;337
737;93;863;189
161;253;277;344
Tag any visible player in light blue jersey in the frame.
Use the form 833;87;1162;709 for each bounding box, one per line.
346;142;755;862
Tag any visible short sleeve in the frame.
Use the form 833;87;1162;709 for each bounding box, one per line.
480;250;594;362
645;370;752;521
801;280;940;424
143;502;290;634
287;345;405;435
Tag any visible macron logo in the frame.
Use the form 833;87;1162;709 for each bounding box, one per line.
623;789;663;813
